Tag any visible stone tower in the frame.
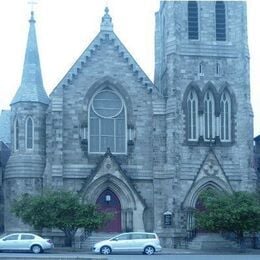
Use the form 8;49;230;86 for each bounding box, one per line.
154;1;256;243
4;12;48;232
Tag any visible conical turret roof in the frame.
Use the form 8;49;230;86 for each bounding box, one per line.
11;11;49;105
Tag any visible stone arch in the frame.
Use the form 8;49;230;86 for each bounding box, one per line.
81;173;145;232
182;81;202;113
183;177;233;233
219;82;237;114
83;174;137;210
183;177;232;209
202;81;219;115
82;76;134;127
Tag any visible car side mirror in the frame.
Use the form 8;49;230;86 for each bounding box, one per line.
112;238;119;241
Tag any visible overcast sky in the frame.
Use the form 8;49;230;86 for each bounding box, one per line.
0;0;259;136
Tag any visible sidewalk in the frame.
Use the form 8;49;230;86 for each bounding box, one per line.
162;247;260;255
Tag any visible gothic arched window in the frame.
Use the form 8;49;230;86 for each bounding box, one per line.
216;62;220;75
187;90;199;141
14;119;19;151
89;88;126;154
188;1;199;40
220;91;231;141
204;91;215;140
215;1;226;41
26;117;34;149
199;62;203;75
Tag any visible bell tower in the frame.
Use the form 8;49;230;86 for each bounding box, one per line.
4;11;49;232
153;0;255;243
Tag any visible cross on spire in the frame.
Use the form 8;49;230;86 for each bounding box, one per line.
28;0;38;12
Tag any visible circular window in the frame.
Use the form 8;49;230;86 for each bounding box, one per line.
92;90;123;118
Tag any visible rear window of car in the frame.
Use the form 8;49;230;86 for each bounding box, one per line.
21;235;35;240
146;234;156;239
130;233;156;239
131;233;147;239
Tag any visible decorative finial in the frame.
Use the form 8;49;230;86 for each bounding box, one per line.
28;0;38;12
29;11;35;23
28;0;37;23
100;6;113;31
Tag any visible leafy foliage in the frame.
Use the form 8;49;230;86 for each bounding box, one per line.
12;190;111;246
195;191;260;242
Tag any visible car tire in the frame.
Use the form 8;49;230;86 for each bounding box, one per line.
31;244;42;254
100;245;112;255
144;246;155;255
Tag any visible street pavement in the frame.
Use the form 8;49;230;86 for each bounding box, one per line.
0;247;259;259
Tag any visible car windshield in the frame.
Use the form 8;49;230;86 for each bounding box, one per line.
0;233;7;239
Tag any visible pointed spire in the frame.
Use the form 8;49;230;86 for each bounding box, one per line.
100;7;113;32
11;11;49;105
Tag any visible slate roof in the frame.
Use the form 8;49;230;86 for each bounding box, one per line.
53;7;155;94
11;12;49;105
0;110;11;145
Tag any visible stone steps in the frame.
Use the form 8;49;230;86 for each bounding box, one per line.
188;233;239;250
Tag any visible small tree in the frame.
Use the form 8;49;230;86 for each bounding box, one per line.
195;191;260;248
12;190;111;247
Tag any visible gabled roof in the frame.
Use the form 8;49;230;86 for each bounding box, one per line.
11;12;49;105
53;8;155;94
0;110;11;145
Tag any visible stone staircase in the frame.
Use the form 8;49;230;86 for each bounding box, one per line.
80;232;119;250
188;233;239;250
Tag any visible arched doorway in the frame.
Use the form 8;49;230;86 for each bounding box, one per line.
194;188;218;233
96;189;121;232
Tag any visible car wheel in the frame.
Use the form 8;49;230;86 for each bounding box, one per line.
100;245;112;255
144;246;155;255
31;244;42;254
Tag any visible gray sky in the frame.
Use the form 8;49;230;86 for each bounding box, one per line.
0;0;259;136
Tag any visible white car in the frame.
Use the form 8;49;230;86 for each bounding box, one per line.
93;232;162;255
0;233;54;253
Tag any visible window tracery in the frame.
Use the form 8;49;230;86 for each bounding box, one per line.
88;88;127;154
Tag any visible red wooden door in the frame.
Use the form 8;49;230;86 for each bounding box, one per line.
96;189;121;232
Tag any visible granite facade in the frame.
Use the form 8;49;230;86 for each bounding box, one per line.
2;1;257;247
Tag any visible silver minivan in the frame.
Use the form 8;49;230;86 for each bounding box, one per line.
93;232;162;255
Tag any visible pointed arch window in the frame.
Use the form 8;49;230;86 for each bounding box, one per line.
216;1;226;41
188;1;199;40
26;117;34;149
14;119;19;151
216;62;220;75
204;91;215;140
220;91;231;141
187;90;199;141
89;88;127;154
199;62;204;75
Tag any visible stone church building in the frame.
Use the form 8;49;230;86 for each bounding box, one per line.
1;1;256;246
